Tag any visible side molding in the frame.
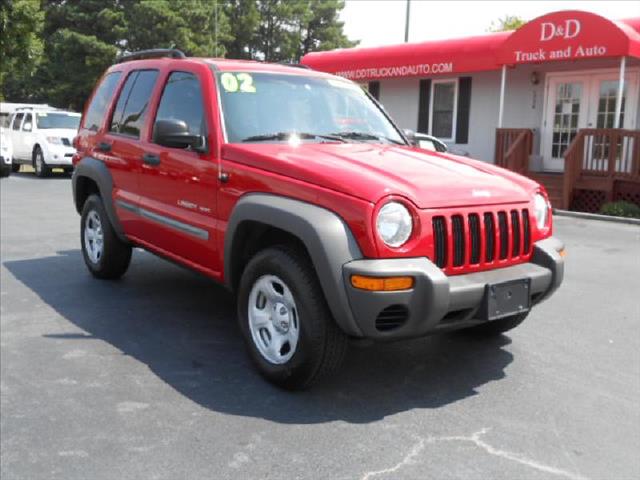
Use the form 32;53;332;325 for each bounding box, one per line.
225;193;364;336
72;157;127;242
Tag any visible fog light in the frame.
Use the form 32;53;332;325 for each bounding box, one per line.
351;275;414;291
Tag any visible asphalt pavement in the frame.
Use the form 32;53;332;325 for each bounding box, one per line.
1;172;639;480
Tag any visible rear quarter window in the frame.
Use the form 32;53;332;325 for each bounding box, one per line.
83;72;122;131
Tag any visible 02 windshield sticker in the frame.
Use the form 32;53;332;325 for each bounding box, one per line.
220;72;256;93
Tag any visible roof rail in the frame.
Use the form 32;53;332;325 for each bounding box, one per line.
116;48;186;64
278;62;311;70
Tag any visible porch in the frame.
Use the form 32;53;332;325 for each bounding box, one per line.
495;127;640;211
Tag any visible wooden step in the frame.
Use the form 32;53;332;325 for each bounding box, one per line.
525;172;565;209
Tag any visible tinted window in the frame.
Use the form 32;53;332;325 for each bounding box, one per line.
154;71;205;141
83;72;122;131
12;113;24;131
22;113;33;131
110;70;158;138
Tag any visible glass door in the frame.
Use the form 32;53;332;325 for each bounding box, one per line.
543;78;586;171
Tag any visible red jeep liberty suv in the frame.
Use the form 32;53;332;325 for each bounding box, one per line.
72;49;564;389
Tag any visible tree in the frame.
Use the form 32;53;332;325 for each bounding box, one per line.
292;0;357;59
0;0;44;101
223;0;356;62
488;15;525;32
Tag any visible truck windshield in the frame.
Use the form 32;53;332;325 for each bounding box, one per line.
217;72;405;145
36;113;80;130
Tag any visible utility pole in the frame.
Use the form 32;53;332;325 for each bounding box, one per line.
404;0;411;42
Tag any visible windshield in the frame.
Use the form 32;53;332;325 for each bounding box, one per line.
36;112;80;130
217;72;405;145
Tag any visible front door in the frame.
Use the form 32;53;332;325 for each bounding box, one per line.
542;69;639;172
136;70;220;275
542;77;587;171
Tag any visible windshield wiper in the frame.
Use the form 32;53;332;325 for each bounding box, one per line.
328;131;404;145
241;132;347;143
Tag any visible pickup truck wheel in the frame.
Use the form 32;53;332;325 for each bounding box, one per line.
33;147;49;178
237;246;348;390
463;312;529;336
80;194;132;279
11;163;20;173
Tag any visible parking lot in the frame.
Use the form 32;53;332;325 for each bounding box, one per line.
1;173;639;480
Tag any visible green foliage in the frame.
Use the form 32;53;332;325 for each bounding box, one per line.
488;15;525;32
223;0;357;62
0;0;45;101
1;0;354;109
599;201;640;219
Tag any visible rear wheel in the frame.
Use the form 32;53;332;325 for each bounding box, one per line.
33;147;49;178
81;194;132;279
237;246;348;390
462;312;529;336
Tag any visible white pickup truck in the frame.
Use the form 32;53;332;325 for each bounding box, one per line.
8;107;80;177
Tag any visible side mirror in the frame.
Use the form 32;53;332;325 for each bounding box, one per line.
153;119;205;152
403;128;417;146
23;122;32;132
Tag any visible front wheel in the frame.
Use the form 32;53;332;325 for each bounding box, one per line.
237;246;348;390
81;194;132;279
33;147;49;178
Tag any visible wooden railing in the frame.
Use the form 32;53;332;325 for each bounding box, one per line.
563;129;640;208
495;128;533;175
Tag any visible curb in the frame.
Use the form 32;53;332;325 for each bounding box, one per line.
554;209;640;226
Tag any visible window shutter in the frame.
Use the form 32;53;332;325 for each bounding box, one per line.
455;76;472;144
417;79;431;133
368;81;380;100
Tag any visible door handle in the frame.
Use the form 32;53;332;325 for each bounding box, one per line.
97;142;112;152
142;153;161;166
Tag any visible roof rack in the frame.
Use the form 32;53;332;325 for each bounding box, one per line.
116;48;186;64
278;62;311;70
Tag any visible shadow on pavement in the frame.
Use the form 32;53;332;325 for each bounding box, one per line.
4;249;513;424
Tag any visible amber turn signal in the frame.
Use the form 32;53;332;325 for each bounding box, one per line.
558;248;567;258
350;275;415;291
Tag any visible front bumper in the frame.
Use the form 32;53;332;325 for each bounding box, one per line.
43;144;75;166
342;237;564;339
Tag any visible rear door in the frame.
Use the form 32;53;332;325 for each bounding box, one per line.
10;113;24;159
20;113;36;160
135;68;220;275
101;69;160;236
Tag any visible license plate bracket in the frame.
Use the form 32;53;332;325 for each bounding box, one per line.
482;278;531;321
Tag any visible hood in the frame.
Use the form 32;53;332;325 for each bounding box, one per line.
222;143;539;209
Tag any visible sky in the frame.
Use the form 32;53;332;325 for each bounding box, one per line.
340;0;639;47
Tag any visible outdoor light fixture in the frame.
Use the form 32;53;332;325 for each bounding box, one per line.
530;71;540;85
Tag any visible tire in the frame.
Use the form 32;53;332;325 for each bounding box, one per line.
33;147;49;178
80;194;132;279
462;312;529;336
0;165;10;177
237;246;348;390
11;163;20;173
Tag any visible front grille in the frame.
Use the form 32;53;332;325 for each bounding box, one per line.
432;217;447;268
452;215;465;266
375;305;409;331
432;208;532;272
62;138;71;146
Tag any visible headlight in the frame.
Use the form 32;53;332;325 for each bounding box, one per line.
376;201;413;247
46;136;62;144
533;193;549;229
